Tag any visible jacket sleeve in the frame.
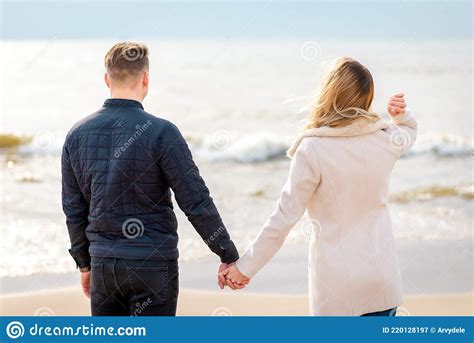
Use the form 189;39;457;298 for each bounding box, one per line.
384;112;418;156
236;139;320;278
61;141;91;268
158;123;239;264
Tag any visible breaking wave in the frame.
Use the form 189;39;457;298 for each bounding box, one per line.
1;131;472;163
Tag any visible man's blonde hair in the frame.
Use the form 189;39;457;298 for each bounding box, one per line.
104;42;149;82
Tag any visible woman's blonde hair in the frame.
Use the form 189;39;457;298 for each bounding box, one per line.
307;57;379;129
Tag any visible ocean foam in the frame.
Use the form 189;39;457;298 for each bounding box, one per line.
3;131;473;163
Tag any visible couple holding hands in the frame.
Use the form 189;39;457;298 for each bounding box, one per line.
62;42;416;317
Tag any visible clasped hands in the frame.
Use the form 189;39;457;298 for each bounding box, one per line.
217;263;250;290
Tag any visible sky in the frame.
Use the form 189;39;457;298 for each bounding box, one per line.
1;0;472;40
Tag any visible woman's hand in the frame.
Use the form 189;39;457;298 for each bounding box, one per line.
387;93;407;116
218;263;250;290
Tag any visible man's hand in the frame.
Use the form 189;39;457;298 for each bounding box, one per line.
218;264;250;290
81;271;91;298
217;263;229;289
387;93;406;117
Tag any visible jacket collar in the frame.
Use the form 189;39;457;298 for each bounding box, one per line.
287;116;389;158
104;98;144;110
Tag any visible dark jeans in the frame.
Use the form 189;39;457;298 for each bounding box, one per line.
90;257;179;316
362;307;397;316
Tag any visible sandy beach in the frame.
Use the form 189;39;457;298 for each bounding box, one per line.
1;287;472;316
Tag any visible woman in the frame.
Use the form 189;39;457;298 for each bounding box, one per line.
219;57;417;316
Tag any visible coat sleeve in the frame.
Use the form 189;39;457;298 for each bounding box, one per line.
236;139;320;278
61;141;91;268
384;112;418;156
158;123;239;264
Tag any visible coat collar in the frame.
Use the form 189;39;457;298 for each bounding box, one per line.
104;98;144;110
287;116;389;158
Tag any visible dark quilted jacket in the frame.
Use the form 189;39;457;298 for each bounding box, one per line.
61;98;239;268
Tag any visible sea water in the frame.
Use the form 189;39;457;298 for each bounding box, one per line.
0;39;472;280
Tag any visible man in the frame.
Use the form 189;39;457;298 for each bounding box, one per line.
62;42;239;316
